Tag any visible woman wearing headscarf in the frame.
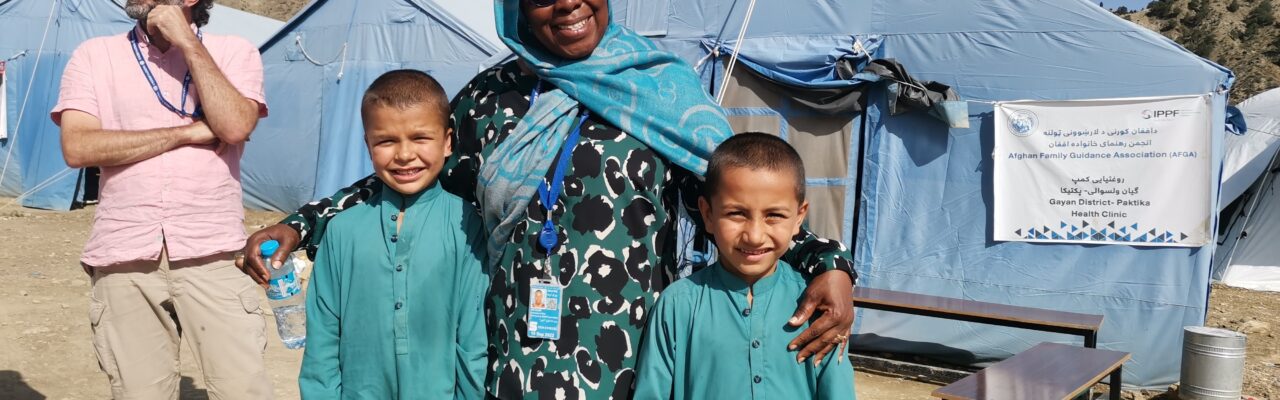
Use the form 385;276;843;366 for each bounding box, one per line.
239;0;857;398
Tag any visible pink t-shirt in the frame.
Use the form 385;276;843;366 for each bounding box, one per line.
51;25;268;267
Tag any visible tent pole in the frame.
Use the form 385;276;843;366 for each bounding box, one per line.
850;99;870;255
1221;148;1280;269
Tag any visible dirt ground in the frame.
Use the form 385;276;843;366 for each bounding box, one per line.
0;203;1276;399
1205;285;1280;399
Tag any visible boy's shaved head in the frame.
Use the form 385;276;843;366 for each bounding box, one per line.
361;69;450;120
704;132;806;201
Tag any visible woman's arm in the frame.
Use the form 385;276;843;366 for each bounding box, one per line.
237;176;380;285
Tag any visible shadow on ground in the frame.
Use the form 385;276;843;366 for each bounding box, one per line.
0;371;44;400
181;375;209;400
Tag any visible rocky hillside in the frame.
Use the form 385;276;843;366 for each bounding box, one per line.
215;0;309;22
1120;0;1280;101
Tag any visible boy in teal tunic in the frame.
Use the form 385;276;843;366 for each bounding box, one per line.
634;133;856;400
299;70;488;399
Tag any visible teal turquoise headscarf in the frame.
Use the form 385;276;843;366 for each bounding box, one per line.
476;0;732;267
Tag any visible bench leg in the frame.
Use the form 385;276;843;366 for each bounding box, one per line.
1085;332;1097;349
1109;365;1122;400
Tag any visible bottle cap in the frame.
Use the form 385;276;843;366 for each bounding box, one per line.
259;240;280;258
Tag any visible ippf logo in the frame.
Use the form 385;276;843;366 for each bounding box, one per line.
1142;109;1194;120
1008;109;1038;137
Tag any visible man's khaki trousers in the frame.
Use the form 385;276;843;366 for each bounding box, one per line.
88;250;272;399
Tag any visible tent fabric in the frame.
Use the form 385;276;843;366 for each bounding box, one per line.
1216;152;1280;291
1225;105;1246;135
431;0;501;49
241;0;503;211
1213;88;1280;291
718;68;858;244
1220;88;1280;207
0;0;134;210
204;4;285;46
1;61;8;140
0;0;288;210
617;0;1231;388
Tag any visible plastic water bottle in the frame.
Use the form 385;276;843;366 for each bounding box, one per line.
261;240;306;349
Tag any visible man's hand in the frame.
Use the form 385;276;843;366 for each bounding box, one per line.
184;120;217;145
788;270;854;365
145;5;200;52
182;120;236;154
236;224;301;286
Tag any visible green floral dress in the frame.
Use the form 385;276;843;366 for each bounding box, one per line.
283;61;855;400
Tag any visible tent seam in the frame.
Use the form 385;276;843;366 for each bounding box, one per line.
868;269;1206;308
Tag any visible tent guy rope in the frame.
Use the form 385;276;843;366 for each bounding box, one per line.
295;34;349;67
0;0;59;194
293;0;361;81
0;166;74;211
1219;148;1280;269
714;0;759;105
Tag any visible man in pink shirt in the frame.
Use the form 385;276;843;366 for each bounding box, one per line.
51;0;270;398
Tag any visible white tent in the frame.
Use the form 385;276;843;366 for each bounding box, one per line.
1220;88;1280;207
1214;88;1280;291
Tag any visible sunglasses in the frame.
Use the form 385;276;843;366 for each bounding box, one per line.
525;0;558;7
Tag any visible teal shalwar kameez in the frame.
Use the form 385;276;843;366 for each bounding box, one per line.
299;181;489;399
633;262;856;400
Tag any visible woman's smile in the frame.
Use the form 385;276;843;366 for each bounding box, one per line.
524;0;609;59
553;16;593;39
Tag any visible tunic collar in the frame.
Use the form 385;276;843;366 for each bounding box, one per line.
712;261;783;297
379;179;443;210
378;180;444;256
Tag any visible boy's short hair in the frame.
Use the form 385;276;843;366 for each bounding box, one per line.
361;69;450;121
703;132;806;201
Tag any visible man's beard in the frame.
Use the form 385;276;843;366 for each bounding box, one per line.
124;0;182;22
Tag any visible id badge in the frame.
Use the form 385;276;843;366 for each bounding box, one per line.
527;279;563;340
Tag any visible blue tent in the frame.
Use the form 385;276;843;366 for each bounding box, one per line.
0;0;292;210
0;0;133;210
242;0;504;211
203;4;286;46
2;0;1230;387
612;0;1231;388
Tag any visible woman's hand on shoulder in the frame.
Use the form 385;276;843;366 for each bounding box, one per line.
787;270;854;366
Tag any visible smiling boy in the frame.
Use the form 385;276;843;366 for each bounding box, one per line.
298;70;488;399
633;133;856;399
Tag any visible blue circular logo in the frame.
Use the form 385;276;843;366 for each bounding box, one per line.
1009;110;1038;137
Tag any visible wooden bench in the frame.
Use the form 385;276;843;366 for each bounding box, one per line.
852;286;1105;347
931;342;1131;400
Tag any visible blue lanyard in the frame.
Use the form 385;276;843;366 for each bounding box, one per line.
531;81;591;254
128;28;203;118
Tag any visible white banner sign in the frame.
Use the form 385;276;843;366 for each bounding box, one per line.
993;95;1213;247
